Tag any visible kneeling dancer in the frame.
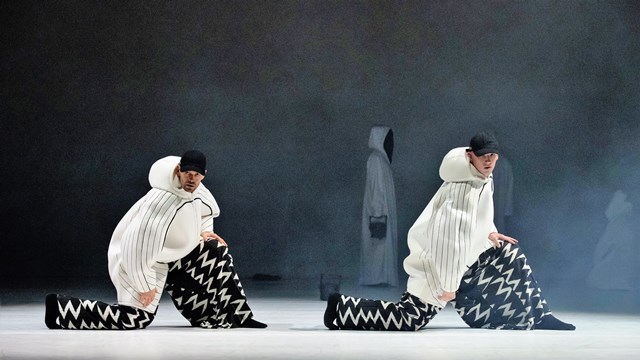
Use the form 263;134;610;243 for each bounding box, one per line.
45;150;266;330
324;132;574;331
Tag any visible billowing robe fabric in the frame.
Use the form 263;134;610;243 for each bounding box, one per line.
359;126;398;286
108;156;219;313
586;190;635;290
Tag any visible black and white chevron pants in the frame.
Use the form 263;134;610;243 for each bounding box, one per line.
453;242;551;330
335;243;551;330
47;240;255;330
335;292;441;331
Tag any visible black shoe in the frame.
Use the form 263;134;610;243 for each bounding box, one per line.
535;314;576;331
324;293;341;330
45;293;62;329
238;318;268;329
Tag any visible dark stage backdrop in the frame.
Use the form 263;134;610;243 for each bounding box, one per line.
2;1;639;302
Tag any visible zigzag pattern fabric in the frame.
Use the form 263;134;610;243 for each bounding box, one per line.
335;292;440;331
453;242;551;330
51;295;154;330
165;240;254;328
46;241;254;330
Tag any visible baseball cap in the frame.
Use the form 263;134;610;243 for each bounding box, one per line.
469;132;500;156
179;150;206;175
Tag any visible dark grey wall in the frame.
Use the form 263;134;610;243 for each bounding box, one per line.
2;1;639;291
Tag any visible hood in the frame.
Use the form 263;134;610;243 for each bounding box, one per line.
439;147;490;183
368;126;391;153
368;126;392;158
148;156;192;198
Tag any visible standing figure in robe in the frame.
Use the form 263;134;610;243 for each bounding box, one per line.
587;190;636;290
359;126;398;287
492;154;514;233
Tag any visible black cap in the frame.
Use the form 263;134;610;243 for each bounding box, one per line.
179;150;206;176
469;132;499;156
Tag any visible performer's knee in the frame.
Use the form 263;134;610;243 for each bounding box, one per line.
119;306;155;330
202;240;228;253
139;315;155;329
500;241;522;254
502;241;518;249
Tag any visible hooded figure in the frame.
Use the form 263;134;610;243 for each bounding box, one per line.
492;154;513;233
359;126;399;287
586;190;636;290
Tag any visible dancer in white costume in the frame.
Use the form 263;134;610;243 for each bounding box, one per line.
325;132;575;331
45;150;266;330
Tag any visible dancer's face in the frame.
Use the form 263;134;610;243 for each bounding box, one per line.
468;152;499;178
177;167;205;193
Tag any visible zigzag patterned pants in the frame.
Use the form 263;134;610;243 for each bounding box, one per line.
165;240;254;328
452;242;551;330
47;295;155;330
335;292;441;331
47;240;255;330
335;243;551;331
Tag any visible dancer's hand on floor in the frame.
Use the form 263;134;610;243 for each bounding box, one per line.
139;288;157;307
437;291;456;302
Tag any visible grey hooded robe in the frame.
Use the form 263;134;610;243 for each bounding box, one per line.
359;126;399;286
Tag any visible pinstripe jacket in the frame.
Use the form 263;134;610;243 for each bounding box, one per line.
107;156;220;312
404;147;496;308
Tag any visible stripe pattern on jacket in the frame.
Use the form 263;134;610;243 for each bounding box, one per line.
110;183;217;313
405;179;494;308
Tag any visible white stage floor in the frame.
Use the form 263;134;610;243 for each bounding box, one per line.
1;293;639;360
2;277;640;359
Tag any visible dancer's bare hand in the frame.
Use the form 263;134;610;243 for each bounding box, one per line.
139;288;157;307
200;231;227;246
437;291;456;302
488;232;518;248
